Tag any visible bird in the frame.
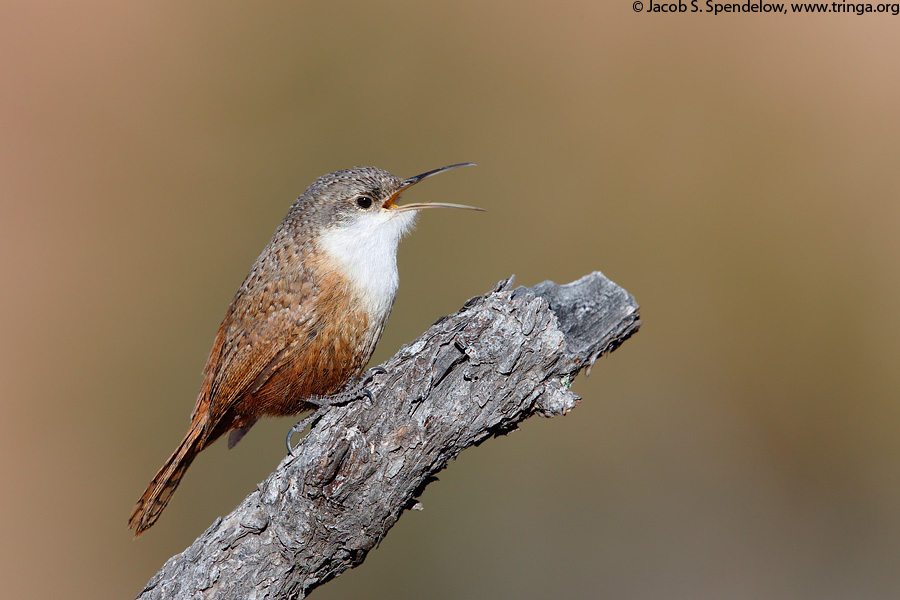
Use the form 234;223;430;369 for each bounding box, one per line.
128;163;481;537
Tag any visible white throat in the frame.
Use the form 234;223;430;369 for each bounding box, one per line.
317;210;418;320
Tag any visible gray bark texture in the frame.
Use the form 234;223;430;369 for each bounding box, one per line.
137;271;641;600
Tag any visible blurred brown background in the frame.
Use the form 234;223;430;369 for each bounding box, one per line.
2;2;899;599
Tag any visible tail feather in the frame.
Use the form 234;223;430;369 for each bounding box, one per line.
128;425;204;537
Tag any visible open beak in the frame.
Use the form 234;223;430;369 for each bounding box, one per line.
383;162;484;213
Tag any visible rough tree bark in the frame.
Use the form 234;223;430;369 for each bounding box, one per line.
136;271;641;600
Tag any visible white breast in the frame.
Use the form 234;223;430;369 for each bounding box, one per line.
317;209;418;322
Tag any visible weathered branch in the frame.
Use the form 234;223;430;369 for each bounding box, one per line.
137;271;641;599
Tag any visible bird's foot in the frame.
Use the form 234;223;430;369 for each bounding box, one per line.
345;365;387;406
285;366;387;455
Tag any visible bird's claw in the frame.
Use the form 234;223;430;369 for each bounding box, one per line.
362;388;375;404
363;365;387;382
286;406;328;456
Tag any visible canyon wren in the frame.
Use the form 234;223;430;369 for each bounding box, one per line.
128;163;481;537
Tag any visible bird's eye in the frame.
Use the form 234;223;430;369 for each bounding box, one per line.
356;195;373;209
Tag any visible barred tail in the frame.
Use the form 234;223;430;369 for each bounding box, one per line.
128;424;204;537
